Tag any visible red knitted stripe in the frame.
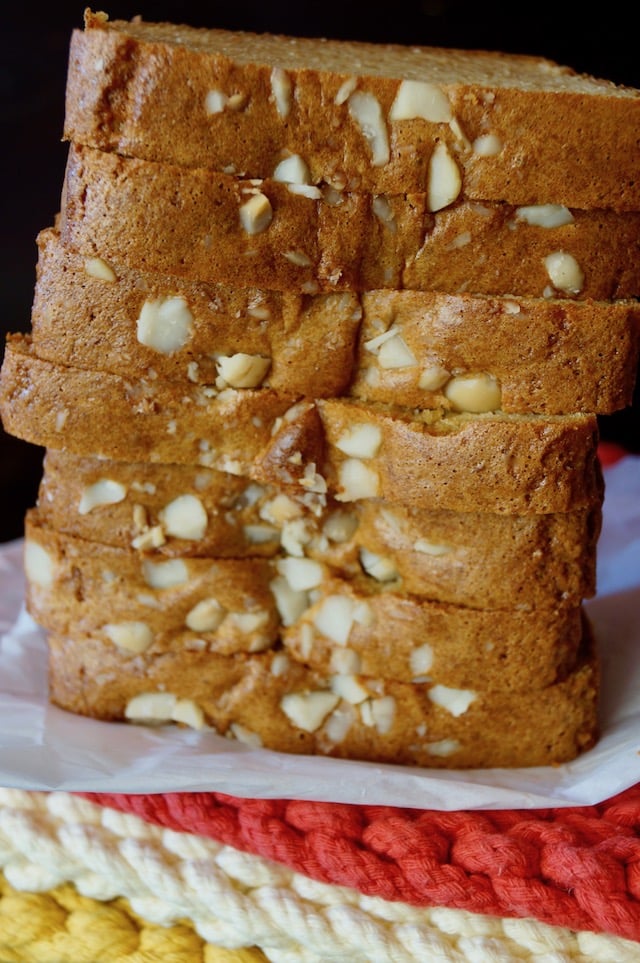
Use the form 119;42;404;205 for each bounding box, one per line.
79;786;640;942
598;441;629;467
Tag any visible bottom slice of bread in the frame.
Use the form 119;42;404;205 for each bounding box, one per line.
46;624;600;770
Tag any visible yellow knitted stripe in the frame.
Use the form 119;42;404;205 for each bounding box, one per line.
0;873;267;963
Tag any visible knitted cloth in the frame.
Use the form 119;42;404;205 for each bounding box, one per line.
80;786;640;944
2;788;640;963
0;870;266;962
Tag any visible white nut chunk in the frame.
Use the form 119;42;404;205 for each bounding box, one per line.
270;575;310;626
216;353;271;388
142;557;189;589
359;547;399;582
125;692;177;724
280;690;340;732
330;647;362;675
204;88;228;114
428;683;477;717
377;334;418;370
335;76;358;105
84;256;117;281
544;251;585;295
243;523;279;545
409;643;434;679
229;723;263;747
24;540;54;589
472;133;502;156
347;91;390;166
426;738;462;757
418;364;451;391
335;423;382;459
277;556;324;591
515;204;574;228
322;510;359;543
330;674;369;705
444;373;502;413
313;594;372;645
270;66;292;118
185;598;226;632
226;610;270;634
413;538;450;556
336;458;380;501
389;80;452;123
78;479;127;515
124;692;205;729
427;142;462;212
136;296;194;354
273;154;312;185
239;192;273;234
159;494;208;540
104;621;154;654
171;698;206;729
360;695;396;734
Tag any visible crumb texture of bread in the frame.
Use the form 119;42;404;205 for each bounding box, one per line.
30;227;640;415
25;512;587;692
58;144;640;299
35;449;601;609
0;335;603;515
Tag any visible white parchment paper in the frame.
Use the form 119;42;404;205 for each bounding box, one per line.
1;455;639;810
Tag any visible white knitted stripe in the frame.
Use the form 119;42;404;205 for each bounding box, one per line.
0;789;638;962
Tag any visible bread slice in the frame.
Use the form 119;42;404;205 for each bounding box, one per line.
36;449;296;559
335;497;601;610
0;334;298;477
24;511;281;657
45;624;600;769
0;337;602;514
65;10;640;211
31;227;640;415
33;227;362;400
261;397;602;514
59;143;640;299
36;449;601;609
279;571;585;690
24;512;586;692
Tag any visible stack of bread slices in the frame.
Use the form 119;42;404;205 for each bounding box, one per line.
2;9;639;769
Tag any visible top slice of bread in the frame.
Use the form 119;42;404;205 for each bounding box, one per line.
63;9;640;210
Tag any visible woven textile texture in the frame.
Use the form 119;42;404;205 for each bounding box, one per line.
80;784;640;945
0;872;267;963
2;789;640;962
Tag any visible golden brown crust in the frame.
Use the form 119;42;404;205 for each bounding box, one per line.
31;227;640;415
46;625;600;769
66;14;640;210
59;144;640;299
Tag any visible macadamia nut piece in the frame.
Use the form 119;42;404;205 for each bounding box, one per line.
78;479;127;515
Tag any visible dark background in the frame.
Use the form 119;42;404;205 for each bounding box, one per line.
2;1;639;543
